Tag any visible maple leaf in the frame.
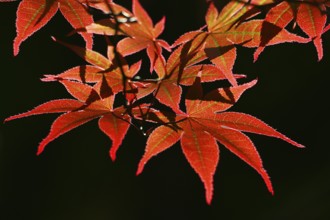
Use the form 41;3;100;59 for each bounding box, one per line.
173;1;309;85
45;37;143;101
133;35;244;113
6;36;148;160
134;32;249;114
4;77;133;161
13;0;93;56
137;77;304;204
296;2;328;61
78;0;171;75
78;0;113;14
75;1;134;36
255;0;329;61
116;0;171;75
134;38;210;113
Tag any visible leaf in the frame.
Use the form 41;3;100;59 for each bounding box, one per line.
138;77;303;204
206;112;304;148
296;3;327;60
171;30;203;48
136;41;243;113
257;0;329;61
117;0;171;75
195;79;257;113
13;0;93;55
58;79;100;103
4;99;83;122
181;124;219;204
14;0;58;56
59;0;93;49
179;64;245;86
204;36;237;86
227;20;309;47
173;2;311;85
36;107;107;155
134;39;207;112
77;0;114;14
42;65;103;83
75;1;132;35
171;2;252;86
264;1;294;29
99;109;131;161
137;125;182;175
50;38;144;98
4;79;135;158
203;125;273;195
81;19;125;36
52;37;111;69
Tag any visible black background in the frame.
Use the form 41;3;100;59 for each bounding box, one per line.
1;0;330;219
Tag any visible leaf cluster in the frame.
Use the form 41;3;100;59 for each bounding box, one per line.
2;0;329;203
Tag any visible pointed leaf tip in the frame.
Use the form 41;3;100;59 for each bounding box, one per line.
205;182;214;205
99;113;131;162
136;162;145;176
36;142;46;156
259;168;274;195
110;148;117;161
181;129;218;206
137;125;181;176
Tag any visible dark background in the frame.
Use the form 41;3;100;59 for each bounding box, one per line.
1;0;329;219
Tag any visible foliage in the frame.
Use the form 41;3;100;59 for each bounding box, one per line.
2;0;329;204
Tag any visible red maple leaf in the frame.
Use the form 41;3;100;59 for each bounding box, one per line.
71;0;171;76
137;77;304;204
13;0;94;55
4;78;127;158
45;37;143;101
135;40;244;113
172;1;309;86
6;36;149;160
255;0;329;61
78;0;113;14
116;0;171;75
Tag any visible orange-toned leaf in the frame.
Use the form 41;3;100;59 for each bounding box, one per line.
4;99;83;122
139;76;302;203
137;125;181;174
36;108;107;155
59;0;93;49
205;125;273;195
296;3;327;60
13;0;94;55
204;35;237;86
14;0;58;56
116;0;170;74
42;65;103;83
181;124;219;205
99;110;131;161
209;112;304;148
52;37;111;69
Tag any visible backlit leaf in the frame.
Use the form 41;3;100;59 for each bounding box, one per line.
13;0;93;55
